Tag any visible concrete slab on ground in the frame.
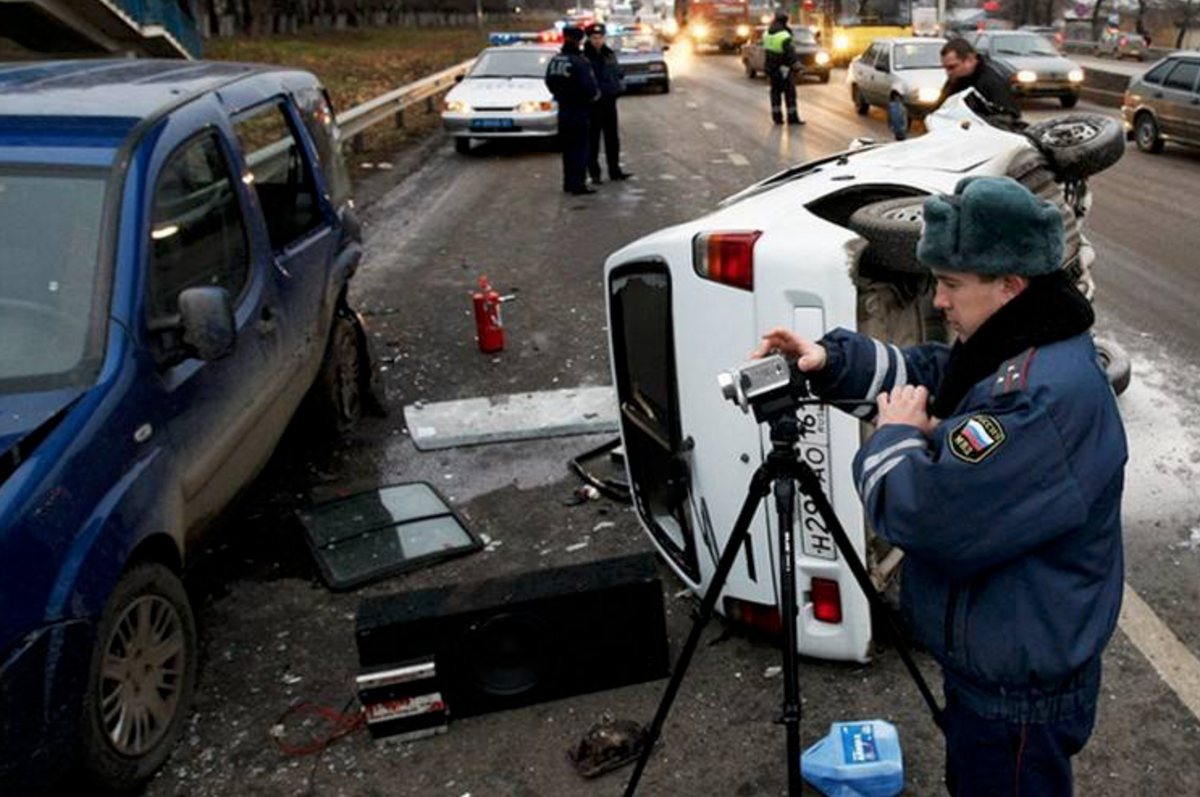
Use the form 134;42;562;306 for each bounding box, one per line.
404;386;618;450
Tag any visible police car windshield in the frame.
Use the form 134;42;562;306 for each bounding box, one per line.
793;29;817;44
0;167;106;391
894;43;944;69
470;49;555;78
612;34;659;51
993;34;1058;56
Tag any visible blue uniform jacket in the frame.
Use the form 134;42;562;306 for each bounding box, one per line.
812;328;1127;721
545;48;599;119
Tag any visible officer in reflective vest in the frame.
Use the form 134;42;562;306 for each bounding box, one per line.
763;10;804;125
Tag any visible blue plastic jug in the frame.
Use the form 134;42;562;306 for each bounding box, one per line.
800;719;904;797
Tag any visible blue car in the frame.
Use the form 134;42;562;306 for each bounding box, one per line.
0;60;379;793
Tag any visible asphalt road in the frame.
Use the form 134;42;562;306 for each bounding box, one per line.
138;53;1200;797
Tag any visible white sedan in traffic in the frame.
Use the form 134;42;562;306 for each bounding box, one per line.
442;44;559;154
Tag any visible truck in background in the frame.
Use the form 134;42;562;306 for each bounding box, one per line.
675;0;753;51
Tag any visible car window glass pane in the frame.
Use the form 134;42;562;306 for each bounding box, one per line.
863;44;877;63
794;29;816;44
0;169;106;385
894;43;944;69
876;49;890;70
234;102;322;251
1164;61;1200;91
470;50;555;78
975;35;989;51
295;86;351;210
149;135;249;318
1143;61;1172;85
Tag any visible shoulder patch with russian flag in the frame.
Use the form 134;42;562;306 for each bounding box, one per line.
948;414;1006;464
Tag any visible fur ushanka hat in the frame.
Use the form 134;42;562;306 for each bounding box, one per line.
917;176;1064;277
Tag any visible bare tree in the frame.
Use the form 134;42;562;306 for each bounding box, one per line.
1171;0;1200;45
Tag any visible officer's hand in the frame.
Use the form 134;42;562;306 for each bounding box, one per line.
876;385;936;434
752;328;827;372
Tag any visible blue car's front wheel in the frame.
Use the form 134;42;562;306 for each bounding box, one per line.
80;562;197;794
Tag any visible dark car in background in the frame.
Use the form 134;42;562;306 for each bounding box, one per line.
961;29;1085;107
612;31;672;93
1123;53;1200;153
0;59;377;795
740;24;832;83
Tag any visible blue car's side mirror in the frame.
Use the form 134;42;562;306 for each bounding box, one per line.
178;286;236;362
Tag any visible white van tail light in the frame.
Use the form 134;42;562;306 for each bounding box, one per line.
724;596;783;637
811;578;843;624
692;231;762;291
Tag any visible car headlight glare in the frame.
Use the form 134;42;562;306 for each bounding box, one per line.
1069;68;1085;83
693;23;710;39
444;100;468;113
664;19;679;36
1017;70;1038;84
815;51;830;65
833;34;850;51
736;24;750;38
917;86;941;103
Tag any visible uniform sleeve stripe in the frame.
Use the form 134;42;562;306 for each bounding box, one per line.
859;437;926;481
863;339;888;401
859;455;908;502
889;344;908;388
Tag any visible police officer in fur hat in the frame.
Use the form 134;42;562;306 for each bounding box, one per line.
583;22;633;183
545;26;600;195
755;176;1126;796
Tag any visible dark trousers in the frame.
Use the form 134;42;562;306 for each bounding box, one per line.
588;97;621;180
768;69;797;117
558;111;590;192
943;691;1096;796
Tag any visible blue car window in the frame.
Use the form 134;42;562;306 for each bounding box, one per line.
295;86;351;211
148;134;250;318
0;168;106;385
233;102;322;252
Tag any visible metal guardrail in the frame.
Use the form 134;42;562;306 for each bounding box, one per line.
338;59;476;151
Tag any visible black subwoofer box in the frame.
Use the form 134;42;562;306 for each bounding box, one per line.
355;552;669;718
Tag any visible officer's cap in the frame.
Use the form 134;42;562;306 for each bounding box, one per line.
585;22;606;36
917;177;1064;277
563;26;585;41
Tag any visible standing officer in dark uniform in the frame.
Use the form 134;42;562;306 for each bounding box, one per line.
584;23;633;183
763;10;804;125
936;38;1021;120
545;26;599;195
755;177;1126;796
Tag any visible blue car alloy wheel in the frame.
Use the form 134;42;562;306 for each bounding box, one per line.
80;563;197;793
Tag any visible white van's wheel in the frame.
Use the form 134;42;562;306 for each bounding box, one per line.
1095;337;1132;396
848;197;928;274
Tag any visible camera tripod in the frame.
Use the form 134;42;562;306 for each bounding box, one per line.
624;409;945;797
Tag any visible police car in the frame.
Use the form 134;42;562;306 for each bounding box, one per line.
604;93;1126;662
442;42;560;154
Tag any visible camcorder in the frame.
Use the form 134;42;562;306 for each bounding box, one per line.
717;354;814;423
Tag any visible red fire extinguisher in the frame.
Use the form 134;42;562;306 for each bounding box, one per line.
472;275;505;353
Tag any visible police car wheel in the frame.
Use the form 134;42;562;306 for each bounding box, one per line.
819;71;831;84
1094;337;1132;396
848;196;929;274
1025;113;1125;181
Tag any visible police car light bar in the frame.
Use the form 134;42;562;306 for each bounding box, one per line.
487;32;542;46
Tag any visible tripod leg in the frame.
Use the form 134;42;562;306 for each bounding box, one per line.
772;477;804;797
623;468;774;797
790;460;946;729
